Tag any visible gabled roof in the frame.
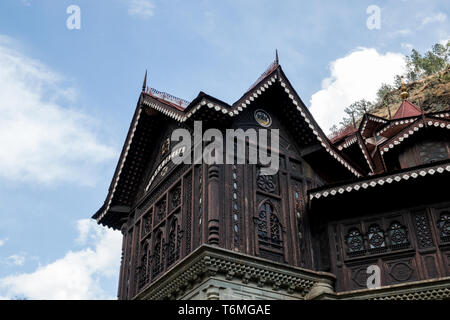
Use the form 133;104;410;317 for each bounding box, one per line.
331;97;449;174
359;113;389;138
379;116;450;155
393;99;422;119
94;61;364;229
309;159;450;201
330;125;358;145
335;131;375;174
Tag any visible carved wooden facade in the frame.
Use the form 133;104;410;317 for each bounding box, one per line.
94;60;450;299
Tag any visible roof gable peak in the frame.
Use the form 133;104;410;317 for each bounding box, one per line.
393;99;422;119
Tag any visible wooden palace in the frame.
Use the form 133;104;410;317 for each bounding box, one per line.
93;57;450;300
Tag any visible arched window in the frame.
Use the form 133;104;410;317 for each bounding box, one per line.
152;231;164;278
142;210;152;236
438;212;450;242
167;218;182;268
368;224;386;250
138;240;149;289
257;201;282;250
388;222;409;248
346;228;365;254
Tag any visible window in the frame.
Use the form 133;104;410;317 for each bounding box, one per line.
169;185;181;210
141;210;152;237
438;212;450;242
388;222;409;249
346;228;365;254
155;199;166;224
257;201;282;250
367;224;386;250
138;240;149;289
152;231;164;278
167;218;181;267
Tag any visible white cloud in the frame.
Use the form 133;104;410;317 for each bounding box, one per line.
0;238;7;247
420;12;447;28
309;48;406;133
440;38;450;46
75;219;98;245
0;35;116;186
128;0;155;18
7;255;26;267
0;219;122;300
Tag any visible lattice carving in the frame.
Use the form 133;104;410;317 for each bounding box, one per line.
368;224;386;253
388;261;414;282
155;199;166;224
138;239;150;289
170;185;181;210
294;183;307;266
142;210;152;237
346;228;365;255
257;174;276;193
257;201;283;251
167;220;177;268
351;266;370;288
438;211;450;243
167;218;182;268
139;164;189;215
388;222;409;249
184;172;193;255
413;212;434;249
152;231;164;278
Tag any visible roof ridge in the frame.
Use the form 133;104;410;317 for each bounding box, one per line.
144;87;191;111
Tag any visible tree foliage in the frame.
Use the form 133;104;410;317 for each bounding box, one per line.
329;41;449;135
405;41;450;81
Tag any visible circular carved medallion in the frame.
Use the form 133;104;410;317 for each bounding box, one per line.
254;109;272;128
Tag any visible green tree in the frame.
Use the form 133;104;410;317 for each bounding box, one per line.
376;83;394;104
405;41;450;81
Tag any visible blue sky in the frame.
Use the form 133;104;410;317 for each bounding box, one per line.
0;0;448;299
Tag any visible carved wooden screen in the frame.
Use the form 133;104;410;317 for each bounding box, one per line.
333;205;450;292
250;118;319;266
124;165;194;297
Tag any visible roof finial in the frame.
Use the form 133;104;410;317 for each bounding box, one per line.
275;49;279;65
400;76;408;100
142;70;148;92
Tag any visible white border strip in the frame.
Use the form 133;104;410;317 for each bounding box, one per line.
309;163;450;200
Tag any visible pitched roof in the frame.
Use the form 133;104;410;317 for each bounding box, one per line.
94;62;365;229
393;99;422;119
379;116;450;155
330;125;358;144
309;159;450;201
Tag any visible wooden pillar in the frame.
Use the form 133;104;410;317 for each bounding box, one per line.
207;164;220;245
